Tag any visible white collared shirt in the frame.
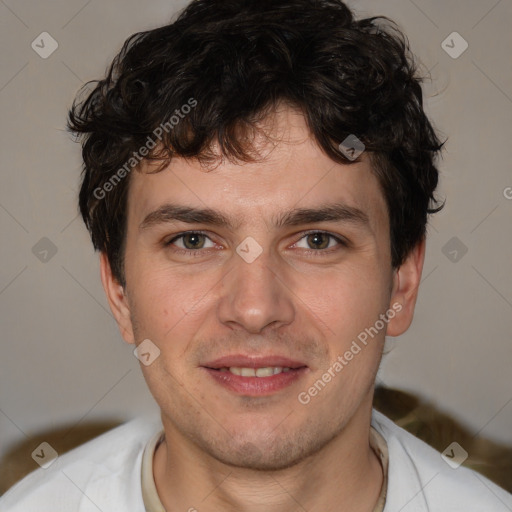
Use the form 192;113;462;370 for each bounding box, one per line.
1;410;510;511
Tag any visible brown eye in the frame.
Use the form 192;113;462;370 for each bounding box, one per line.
181;233;206;249
306;232;330;250
166;232;215;251
293;231;346;252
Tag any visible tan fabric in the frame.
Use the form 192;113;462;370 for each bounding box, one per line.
369;426;389;512
141;427;389;512
141;431;166;512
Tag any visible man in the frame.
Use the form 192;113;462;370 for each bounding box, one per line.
2;0;511;510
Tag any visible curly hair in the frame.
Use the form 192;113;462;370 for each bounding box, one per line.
68;0;444;287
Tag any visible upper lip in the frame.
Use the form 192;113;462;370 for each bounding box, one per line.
202;354;308;369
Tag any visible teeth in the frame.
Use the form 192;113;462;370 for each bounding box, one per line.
226;366;292;377
256;367;274;377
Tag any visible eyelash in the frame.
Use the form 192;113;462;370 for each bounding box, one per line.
164;230;347;257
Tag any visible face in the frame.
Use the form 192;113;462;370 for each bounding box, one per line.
102;107;423;471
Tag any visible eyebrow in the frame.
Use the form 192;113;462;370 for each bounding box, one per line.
139;202;370;231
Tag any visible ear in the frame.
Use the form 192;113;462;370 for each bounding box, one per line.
386;237;426;337
99;252;136;344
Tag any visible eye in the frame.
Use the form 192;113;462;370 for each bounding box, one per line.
294;231;346;251
166;231;216;251
164;230;346;256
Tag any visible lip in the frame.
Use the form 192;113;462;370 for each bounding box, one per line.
202;354;307;369
200;354;309;396
202;367;309;396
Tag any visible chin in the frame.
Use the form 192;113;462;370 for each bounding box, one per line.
211;442;307;472
203;426;333;472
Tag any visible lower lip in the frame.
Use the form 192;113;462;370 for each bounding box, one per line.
202;367;308;396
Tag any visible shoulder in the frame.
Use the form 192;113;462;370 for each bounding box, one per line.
0;415;162;512
371;409;512;512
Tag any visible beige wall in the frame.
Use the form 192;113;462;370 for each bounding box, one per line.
1;0;511;463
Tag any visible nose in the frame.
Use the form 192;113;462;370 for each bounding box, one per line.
217;248;295;334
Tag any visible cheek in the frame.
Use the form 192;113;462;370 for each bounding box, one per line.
296;263;390;344
128;266;216;344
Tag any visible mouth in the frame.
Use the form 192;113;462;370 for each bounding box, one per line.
201;355;309;396
214;366;298;377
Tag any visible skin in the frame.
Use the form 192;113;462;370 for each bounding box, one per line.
101;107;425;512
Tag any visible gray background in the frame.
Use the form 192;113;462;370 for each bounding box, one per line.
1;0;511;466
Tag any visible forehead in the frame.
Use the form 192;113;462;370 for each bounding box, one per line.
127;108;388;234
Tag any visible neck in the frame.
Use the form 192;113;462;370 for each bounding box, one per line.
153;402;383;512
